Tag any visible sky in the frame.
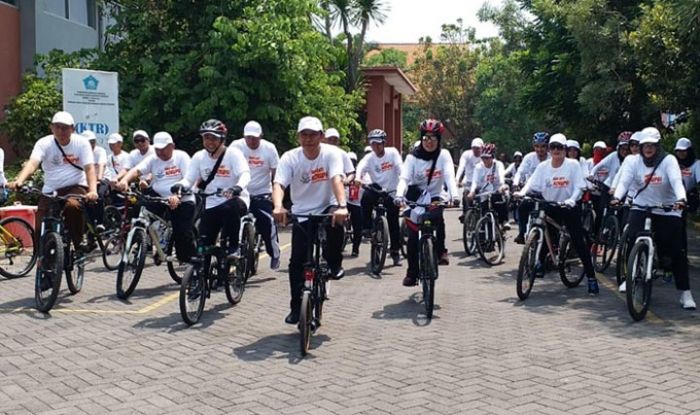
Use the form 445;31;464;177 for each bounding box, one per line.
363;0;503;43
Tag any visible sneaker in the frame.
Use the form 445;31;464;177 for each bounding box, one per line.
680;290;696;310
330;267;345;280
439;252;449;266
514;234;525;245
391;252;402;266
270;256;280;270
285;310;300;325
402;274;417;287
351;247;359;257
588;278;599;296
618;281;626;293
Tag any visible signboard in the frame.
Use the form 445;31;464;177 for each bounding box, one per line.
62;68;119;148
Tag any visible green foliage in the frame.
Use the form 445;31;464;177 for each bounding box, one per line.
363;48;408;68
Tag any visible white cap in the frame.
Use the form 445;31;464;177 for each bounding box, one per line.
107;133;124;144
51;111;74;126
243;121;262;137
347;151;357;161
675;137;692;151
81;130;97;141
153;131;174;149
566;139;580;150
549;133;567;146
133;130;149;140
297;116;323;133
364;146;372;153
471;137;484;148
641;126;661;142
593;141;607;149
630;131;643;143
325;128;340;139
513;151;523;158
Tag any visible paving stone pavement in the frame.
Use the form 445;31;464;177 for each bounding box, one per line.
1;209;700;415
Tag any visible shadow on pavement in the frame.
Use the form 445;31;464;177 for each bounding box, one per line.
85;283;177;305
371;292;440;326
233;332;331;364
133;301;233;332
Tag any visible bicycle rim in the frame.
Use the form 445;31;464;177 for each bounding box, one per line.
558;237;585;288
299;291;312;356
0;217;36;278
180;264;206;325
166;236;187;284
516;233;538;300
476;216;504;265
35;232;63;312
225;258;245;304
626;242;652;321
615;227;629;286
116;229;147;300
102;231;125;271
420;238;437;318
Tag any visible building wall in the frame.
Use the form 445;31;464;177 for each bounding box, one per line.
0;2;22;160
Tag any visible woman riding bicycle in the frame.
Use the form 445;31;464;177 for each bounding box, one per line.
514;133;599;295
613;128;695;309
395;119;459;286
466;143;509;228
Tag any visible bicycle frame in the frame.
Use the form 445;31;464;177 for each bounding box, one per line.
121;205;170;263
528;201;567;266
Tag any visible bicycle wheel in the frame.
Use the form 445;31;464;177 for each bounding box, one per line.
35;232;64;312
462;209;478;255
558;235;585;288
581;207;595;237
615;226;630;286
341;220;351;252
370;216;389;274
179;263;206;325
166;236;187;284
593;215;619;272
116;229;147;300
225;257;246;304
241;222;256;280
65;241;85;295
516;232;539;300
0;217;36;278
103;205;122;234
299;290;312;356
314;270;328;325
420;237;437;319
626;241;653;321
102;228;125;271
250;234;262;276
399;217;408;258
475;215;504;265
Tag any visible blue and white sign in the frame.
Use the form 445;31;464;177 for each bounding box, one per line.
62;68;119;148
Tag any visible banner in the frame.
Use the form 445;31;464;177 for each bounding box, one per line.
62;68;119;148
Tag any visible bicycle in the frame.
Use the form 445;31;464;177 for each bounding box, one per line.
461;195;480;255
515;197;585;300
405;201;447;319
473;191;507;266
101;191;139;271
289;213;333;357
585;179;618;273
363;184;393;275
115;189;189;299
625;204;679;321
246;194;268;277
0;204;37;279
179;190;250;325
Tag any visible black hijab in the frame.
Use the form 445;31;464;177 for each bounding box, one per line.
677;146;696;168
642;143;666;168
412;136;441;161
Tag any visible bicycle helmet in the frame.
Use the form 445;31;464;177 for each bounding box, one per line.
199;119;228;139
419;119;445;138
481;143;496;158
368;129;387;142
532;132;550;145
617;131;632;149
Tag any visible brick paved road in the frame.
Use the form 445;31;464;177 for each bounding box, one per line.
1;209;700;414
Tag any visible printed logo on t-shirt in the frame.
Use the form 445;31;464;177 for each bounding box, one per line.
300;167;329;184
423;168;442;178
485;173;495;183
204;166;231;177
644;174;662;185
51;154;81;167
248;156;265;168
548;177;569;188
379;162;393;172
596;168;608;179
682;168;692;177
156;165;181;179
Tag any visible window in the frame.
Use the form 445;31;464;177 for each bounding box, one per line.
45;0;68;17
45;0;96;28
68;0;88;26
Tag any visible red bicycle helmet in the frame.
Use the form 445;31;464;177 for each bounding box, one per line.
617;131;633;143
419;119;445;137
481;143;496;157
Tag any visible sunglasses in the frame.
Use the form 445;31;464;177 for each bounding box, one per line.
548;143;565;151
133;138;147;144
422;135;438;141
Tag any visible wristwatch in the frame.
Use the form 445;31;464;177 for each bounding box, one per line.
336;204;347;209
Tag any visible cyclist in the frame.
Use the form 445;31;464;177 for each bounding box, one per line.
8;111;99;250
356;129;403;265
674;137;700;212
272;116;349;324
346;151;364;257
231;121;281;269
395;119;459;286
513;132;551;244
121;130;155;184
514;133;599;295
117;132;195;264
565;139;589;177
175;119;250;257
456;137;484;193
504;151;523;179
611;128;694;309
105;132;131;185
82;130;109;231
589;132;631;231
466;143;509;228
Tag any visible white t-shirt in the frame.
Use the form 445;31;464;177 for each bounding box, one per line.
231;138;279;196
513;151;550;187
396;149;459;200
104;151;131;181
679;159;700;191
30;134;94;193
274;144;345;217
522;158;586;203
611;154;639;198
181;147;250;209
614;154;686;217
470;160;505;201
135;150;194;202
129;146;155;168
0;148;6;186
456;150;481;186
590;152;622;187
355;147;402;192
93;146;107;166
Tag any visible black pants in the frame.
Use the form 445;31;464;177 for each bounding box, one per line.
288;207;344;312
249;195;280;259
591;192;610;236
518;199;535;237
361;191;400;253
406;206;444;278
198;198;247;249
86;180;111;227
626;210;689;290
348;203;363;251
543;205;596;280
145;196;196;263
479;194;508;225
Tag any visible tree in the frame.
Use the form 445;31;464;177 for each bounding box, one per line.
363;48;408;68
98;0;361;152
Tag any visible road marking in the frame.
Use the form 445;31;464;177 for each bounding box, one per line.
596;272;664;324
0;242;292;316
